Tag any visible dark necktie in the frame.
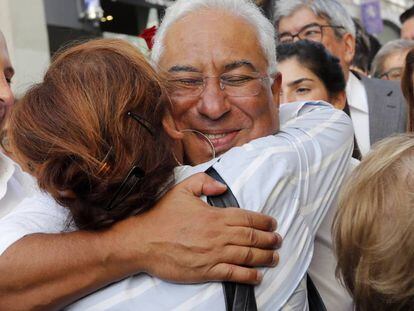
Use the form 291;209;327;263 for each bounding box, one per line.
206;167;258;311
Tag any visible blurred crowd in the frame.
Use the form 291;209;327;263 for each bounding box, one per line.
0;1;413;311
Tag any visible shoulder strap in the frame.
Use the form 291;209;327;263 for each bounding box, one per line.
205;168;326;310
205;167;258;311
307;275;327;311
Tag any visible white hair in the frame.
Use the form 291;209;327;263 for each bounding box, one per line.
274;0;356;38
151;0;277;75
370;39;414;78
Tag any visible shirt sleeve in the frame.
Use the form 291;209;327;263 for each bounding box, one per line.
0;191;70;255
212;101;353;232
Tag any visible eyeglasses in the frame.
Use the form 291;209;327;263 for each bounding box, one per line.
127;111;155;136
278;23;345;44
104;111;154;211
168;73;269;98
379;67;403;81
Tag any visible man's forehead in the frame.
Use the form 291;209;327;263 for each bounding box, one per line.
166;60;259;73
158;11;267;73
278;7;327;33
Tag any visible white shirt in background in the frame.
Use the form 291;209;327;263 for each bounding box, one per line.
346;73;371;156
309;157;360;311
0;152;37;219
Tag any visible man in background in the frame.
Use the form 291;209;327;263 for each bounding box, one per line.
276;0;406;158
0;31;37;219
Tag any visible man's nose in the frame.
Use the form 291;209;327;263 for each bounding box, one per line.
0;75;14;108
197;79;230;120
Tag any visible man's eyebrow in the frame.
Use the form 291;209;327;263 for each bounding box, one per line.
299;22;321;31
224;60;257;72
168;65;200;73
287;78;313;87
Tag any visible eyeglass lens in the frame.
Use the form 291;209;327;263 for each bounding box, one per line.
169;75;265;98
279;24;322;43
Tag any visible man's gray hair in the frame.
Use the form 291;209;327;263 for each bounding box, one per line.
151;0;277;75
370;39;414;78
274;0;356;38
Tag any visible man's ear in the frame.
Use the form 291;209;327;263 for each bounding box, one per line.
342;33;356;65
271;72;282;107
162;112;184;140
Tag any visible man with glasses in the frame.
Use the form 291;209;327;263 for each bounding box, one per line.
275;0;407;309
275;0;406;157
0;29;280;311
0;0;354;309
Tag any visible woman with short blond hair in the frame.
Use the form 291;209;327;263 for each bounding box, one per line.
334;133;414;310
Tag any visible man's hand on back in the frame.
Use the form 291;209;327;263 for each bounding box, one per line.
110;173;281;284
0;173;281;310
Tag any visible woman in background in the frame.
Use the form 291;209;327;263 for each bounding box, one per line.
277;40;357;309
334;133;414;310
276;40;346;109
401;48;414;132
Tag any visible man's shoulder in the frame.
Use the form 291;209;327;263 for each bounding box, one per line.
279;100;335;126
359;75;404;102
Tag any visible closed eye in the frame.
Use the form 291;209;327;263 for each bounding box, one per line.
173;78;204;87
221;75;255;86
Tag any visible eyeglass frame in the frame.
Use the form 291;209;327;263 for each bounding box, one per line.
167;73;271;98
104;165;145;211
104;111;155;211
379;67;403;80
278;22;346;44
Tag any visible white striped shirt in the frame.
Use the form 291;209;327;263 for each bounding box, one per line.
0;101;353;310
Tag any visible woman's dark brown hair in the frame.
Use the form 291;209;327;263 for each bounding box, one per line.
8;39;176;230
401;48;414;132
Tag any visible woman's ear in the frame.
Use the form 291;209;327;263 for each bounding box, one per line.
331;91;347;110
162;112;184;140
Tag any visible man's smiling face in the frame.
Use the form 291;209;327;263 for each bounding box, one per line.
0;32;14;130
158;9;280;163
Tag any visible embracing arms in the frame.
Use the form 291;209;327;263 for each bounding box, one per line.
0;173;280;311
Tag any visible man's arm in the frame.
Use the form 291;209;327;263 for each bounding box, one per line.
0;173;280;311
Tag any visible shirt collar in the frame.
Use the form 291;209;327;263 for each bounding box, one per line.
0;151;37;200
0;152;17;199
346;72;369;113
